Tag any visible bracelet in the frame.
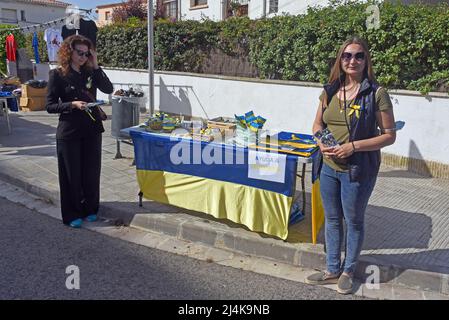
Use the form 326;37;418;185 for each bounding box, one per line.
381;128;396;133
351;141;356;153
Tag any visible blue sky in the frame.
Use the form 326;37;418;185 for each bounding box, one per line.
67;0;123;10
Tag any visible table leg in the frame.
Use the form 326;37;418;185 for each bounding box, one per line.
0;100;11;134
296;163;307;214
114;139;123;159
301;163;306;214
138;191;143;207
5;106;11;134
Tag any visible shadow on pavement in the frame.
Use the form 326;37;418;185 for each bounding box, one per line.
0;113;57;152
377;170;432;179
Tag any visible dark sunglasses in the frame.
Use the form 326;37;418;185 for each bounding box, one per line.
75;49;91;58
341;52;365;62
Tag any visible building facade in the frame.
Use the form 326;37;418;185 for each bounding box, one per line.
178;0;330;21
95;0;447;25
0;0;70;27
176;0;447;21
95;2;123;26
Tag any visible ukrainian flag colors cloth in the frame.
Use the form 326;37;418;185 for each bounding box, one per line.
130;128;324;241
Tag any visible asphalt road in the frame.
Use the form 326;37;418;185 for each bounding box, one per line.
0;196;364;301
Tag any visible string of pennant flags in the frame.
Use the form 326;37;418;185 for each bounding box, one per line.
2;9;93;32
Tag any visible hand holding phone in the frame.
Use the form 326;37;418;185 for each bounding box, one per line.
86;100;105;109
314;128;339;148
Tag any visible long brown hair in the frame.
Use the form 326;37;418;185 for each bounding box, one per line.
57;35;94;77
328;36;376;84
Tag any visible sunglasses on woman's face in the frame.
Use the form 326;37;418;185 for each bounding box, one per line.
341;52;365;62
75;49;91;58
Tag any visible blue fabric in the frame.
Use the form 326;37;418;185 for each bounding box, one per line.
32;32;40;64
7;97;18;112
272;131;321;182
0;92;18;112
130;129;299;197
277;131;316;144
319;163;377;274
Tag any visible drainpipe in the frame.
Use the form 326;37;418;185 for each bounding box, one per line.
262;0;267;18
178;0;181;21
147;0;154;115
221;0;226;20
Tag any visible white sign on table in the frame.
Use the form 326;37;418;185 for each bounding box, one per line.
248;150;286;183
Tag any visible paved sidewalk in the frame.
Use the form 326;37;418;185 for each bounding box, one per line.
1;108;449;297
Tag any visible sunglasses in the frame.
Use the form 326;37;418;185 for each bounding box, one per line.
341;52;365;62
75;49;91;58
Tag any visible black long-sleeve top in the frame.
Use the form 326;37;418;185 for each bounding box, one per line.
46;66;113;140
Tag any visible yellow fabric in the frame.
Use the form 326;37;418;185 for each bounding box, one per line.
278;141;317;149
248;144;316;157
137;170;293;240
311;179;325;244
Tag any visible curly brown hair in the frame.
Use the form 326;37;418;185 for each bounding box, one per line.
57;35;94;77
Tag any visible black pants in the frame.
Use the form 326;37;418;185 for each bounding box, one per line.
56;134;102;224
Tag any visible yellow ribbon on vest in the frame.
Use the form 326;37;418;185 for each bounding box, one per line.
348;104;362;119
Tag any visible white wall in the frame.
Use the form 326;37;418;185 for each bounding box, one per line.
177;0;332;21
97;67;449;165
179;0;224;21
248;0;331;19
0;0;67;29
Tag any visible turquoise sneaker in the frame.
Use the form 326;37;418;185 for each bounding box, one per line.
85;214;97;222
69;218;83;228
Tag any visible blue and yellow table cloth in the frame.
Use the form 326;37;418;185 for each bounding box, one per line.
129;128;324;242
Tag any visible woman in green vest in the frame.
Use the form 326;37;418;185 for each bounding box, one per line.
306;36;396;294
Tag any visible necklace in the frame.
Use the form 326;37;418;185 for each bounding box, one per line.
338;83;360;104
340;83;357;92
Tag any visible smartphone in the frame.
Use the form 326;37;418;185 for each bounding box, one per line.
86;100;105;109
314;128;339;148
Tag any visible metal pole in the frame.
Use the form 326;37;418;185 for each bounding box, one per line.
147;0;154;115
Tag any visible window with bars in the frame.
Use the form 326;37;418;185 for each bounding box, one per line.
191;0;207;7
164;0;178;19
1;9;18;24
268;0;279;14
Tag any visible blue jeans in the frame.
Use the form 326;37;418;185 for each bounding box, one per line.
320;163;377;275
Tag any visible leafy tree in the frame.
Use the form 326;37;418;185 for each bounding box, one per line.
112;0;147;23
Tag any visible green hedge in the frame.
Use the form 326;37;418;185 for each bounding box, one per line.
96;1;448;94
5;0;448;94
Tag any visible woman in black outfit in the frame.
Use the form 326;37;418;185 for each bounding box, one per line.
46;35;113;228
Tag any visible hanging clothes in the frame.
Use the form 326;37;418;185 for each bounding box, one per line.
62;18;98;48
32;32;40;64
5;34;17;62
44;27;63;62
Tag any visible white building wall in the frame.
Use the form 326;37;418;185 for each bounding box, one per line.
249;0;331;19
179;0;224;21
96;67;449;165
0;1;68;28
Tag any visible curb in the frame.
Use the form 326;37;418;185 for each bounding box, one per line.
1;170;448;297
117;210;449;297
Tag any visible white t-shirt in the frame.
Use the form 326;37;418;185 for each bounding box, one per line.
44;28;63;62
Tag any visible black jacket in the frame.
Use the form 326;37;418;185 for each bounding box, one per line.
46;66;113;140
